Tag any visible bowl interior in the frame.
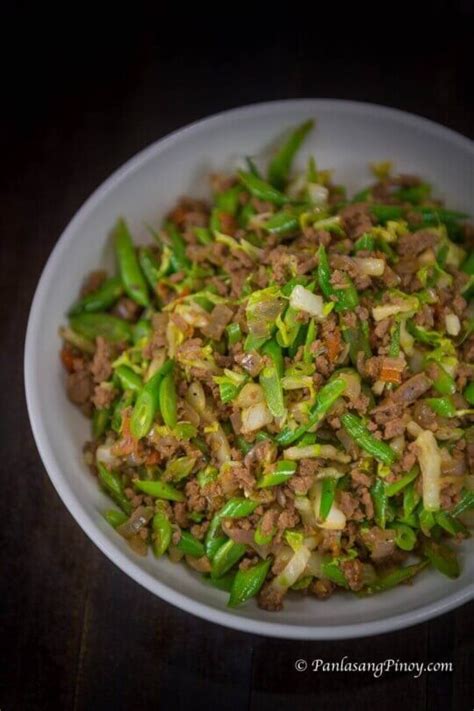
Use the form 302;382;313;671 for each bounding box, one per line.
25;100;474;639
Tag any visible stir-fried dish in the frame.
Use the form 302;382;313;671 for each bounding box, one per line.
60;121;474;610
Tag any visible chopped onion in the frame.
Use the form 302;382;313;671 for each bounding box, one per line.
303;535;320;551
400;318;415;356
418;248;436;265
271;545;312;592
445;313;461;336
315;467;345;480
372;380;386;396
240;401;273;433
180;402;201;427
389;434;405;456
209;426;232;464
96;443;121;468
175;303;209;328
372;296;418;322
186;381;207;414
284;444;350;463
415;429;442;511
294;496;316;528
117;506;153;540
407;421;423;438
307;183;329;206
236;382;265;408
290;285;326;319
281;375;314;390
286;174;308;199
354;257;385;276
306;551;324;577
338;370;361;402
185;555;211;573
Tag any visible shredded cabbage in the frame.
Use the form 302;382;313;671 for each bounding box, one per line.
415;429;442;512
246;286;284;339
284;444;350;463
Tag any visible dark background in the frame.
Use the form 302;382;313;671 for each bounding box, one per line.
2;4;473;710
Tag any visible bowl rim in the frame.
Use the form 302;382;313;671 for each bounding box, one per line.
24;98;474;639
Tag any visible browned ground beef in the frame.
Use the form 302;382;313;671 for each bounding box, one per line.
60;149;474;612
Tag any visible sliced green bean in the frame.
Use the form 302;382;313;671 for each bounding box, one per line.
268;119;314;189
385;468;419;497
463;383;474;406
69;277;124;316
103;509;128;528
134;479;184;501
130;360;173;439
451;490;474;517
176;530;206;558
111;390;134;433
341;321;372;365
152;511;172;557
92;406;112;438
353;233;375;252
263;210;299;236
259;338;285;418
317;245;359;312
205;498;259;560
341;413;398;466
434;511;468;536
226;322;242;346
392;523;417;551
370;479;387;528
138;247;165;291
359;561;428;595
215;185;242;215
211;539;247;579
425;396;456;418
164;456;196;482
238;171;289;206
276;376;347;446
423;539;460;579
257;460;297;488
159;371;178;429
114;218;150;307
115;365;143;393
228;558;272;607
320;557;348;588
70;313;132;343
319;477;337;521
97;462;132;514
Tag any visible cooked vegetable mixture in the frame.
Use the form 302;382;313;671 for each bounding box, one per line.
60;121;474;610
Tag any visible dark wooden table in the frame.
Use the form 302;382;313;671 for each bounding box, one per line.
2;9;473;710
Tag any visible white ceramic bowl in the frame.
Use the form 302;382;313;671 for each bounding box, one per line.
25;99;474;639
